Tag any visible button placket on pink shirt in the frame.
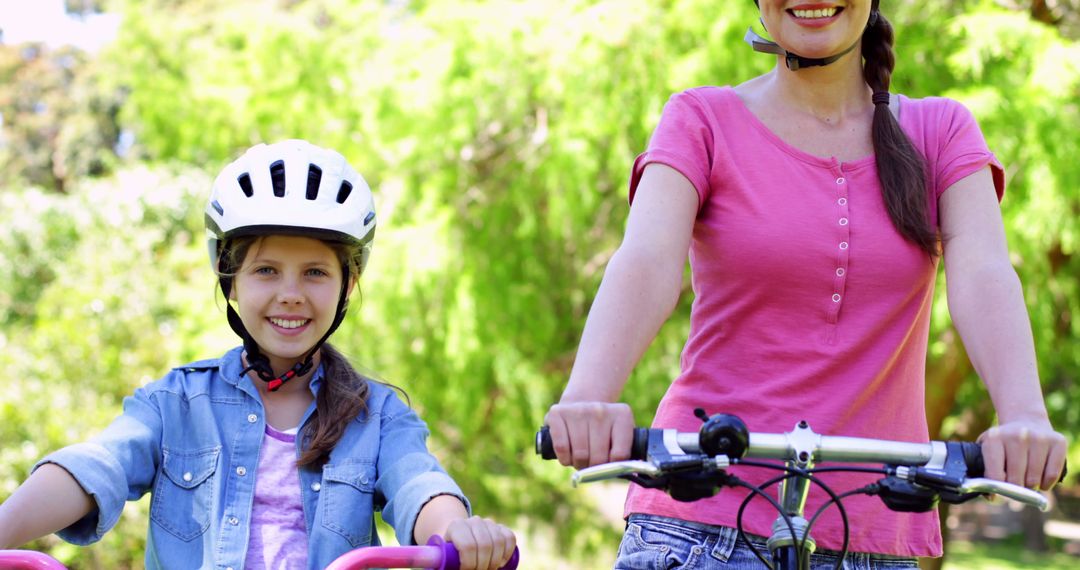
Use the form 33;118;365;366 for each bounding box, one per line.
828;168;851;327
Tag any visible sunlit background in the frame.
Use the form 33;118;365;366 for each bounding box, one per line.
1;1;1078;568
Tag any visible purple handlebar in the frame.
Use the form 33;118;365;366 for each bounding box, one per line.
324;536;520;570
0;551;67;570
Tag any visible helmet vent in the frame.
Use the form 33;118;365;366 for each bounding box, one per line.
336;180;353;204
211;200;224;215
270;160;286;197
237;173;254;197
306;164;322;200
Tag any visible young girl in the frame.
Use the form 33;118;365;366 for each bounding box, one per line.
545;1;1066;568
0;140;517;570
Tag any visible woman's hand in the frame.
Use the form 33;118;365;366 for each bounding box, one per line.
443;516;516;570
979;419;1068;491
544;401;635;470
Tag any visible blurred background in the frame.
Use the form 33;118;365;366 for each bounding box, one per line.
0;0;1077;568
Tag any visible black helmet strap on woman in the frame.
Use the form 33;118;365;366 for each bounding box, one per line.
747;1;881;71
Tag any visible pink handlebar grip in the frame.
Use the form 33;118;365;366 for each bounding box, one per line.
0;551;67;570
324;536;520;570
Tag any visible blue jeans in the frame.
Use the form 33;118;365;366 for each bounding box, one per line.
614;515;920;569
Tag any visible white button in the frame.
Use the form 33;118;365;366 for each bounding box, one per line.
226;567;234;570
182;472;192;482
839;218;848;226
832;294;842;302
311;482;321;492
838;197;847;205
839;242;848;250
836;268;845;276
236;466;247;476
247;414;258;423
836;177;845;184
229;517;239;525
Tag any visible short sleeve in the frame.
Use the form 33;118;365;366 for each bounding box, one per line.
33;387;163;545
933;99;1006;201
629;90;714;210
374;390;470;546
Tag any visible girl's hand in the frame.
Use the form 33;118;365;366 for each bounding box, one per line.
442;516;516;570
979;419;1068;491
544;402;635;469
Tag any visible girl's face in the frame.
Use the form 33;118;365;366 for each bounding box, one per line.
757;1;872;61
231;235;347;374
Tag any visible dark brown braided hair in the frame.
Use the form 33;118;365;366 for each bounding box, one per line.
862;12;939;257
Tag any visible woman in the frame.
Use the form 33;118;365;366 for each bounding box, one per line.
544;1;1066;567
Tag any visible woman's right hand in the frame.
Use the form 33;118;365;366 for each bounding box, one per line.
543;402;635;469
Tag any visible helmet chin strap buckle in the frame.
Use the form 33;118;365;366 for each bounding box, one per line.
743;26;861;72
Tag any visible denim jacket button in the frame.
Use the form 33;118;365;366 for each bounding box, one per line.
182;472;193;482
229;516;239;525
236;466;247;476
311;482;321;492
247;414;258;423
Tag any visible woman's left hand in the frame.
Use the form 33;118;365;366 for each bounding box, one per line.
978;419;1068;491
443;516;517;570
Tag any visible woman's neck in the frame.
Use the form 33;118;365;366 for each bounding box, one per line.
767;52;873;124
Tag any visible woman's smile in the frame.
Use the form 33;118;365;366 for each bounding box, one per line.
787;3;844;28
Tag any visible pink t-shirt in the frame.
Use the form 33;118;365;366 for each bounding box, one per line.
623;86;1004;557
244;424;309;569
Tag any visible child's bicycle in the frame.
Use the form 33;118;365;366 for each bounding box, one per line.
537;408;1059;570
0;535;519;570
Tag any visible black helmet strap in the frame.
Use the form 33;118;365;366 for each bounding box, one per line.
746;2;881;71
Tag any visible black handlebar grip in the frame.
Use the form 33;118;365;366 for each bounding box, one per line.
535;426;651;461
537;426;556;460
959;441;984;478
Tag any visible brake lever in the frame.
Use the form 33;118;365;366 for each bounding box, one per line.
958;478;1050;512
572;460;661;487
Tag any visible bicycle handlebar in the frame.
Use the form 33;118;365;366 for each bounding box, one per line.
535;416;1051;512
0;550;66;570
0;536;520;570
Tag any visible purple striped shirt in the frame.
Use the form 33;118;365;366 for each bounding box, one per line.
244;424;308;569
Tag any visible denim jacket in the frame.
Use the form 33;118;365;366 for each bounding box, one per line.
35;347;470;570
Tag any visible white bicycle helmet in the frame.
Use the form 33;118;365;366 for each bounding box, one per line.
204;140;377;391
205;139;376;272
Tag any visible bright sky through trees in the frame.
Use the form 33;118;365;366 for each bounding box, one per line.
0;0;118;52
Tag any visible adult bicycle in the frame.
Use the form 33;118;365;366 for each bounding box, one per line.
0;535;519;570
537;408;1056;570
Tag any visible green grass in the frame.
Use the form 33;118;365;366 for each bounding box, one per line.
943;539;1080;570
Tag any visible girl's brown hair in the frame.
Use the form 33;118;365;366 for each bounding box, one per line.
218;235;371;468
862;13;939;257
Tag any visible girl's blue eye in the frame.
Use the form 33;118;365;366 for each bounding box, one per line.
255;266;276;275
307;268;329;277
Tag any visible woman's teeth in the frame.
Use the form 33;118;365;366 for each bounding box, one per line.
792;8;839;19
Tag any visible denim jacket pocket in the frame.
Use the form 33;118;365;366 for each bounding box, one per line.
151;446;220;541
320;460;377;548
